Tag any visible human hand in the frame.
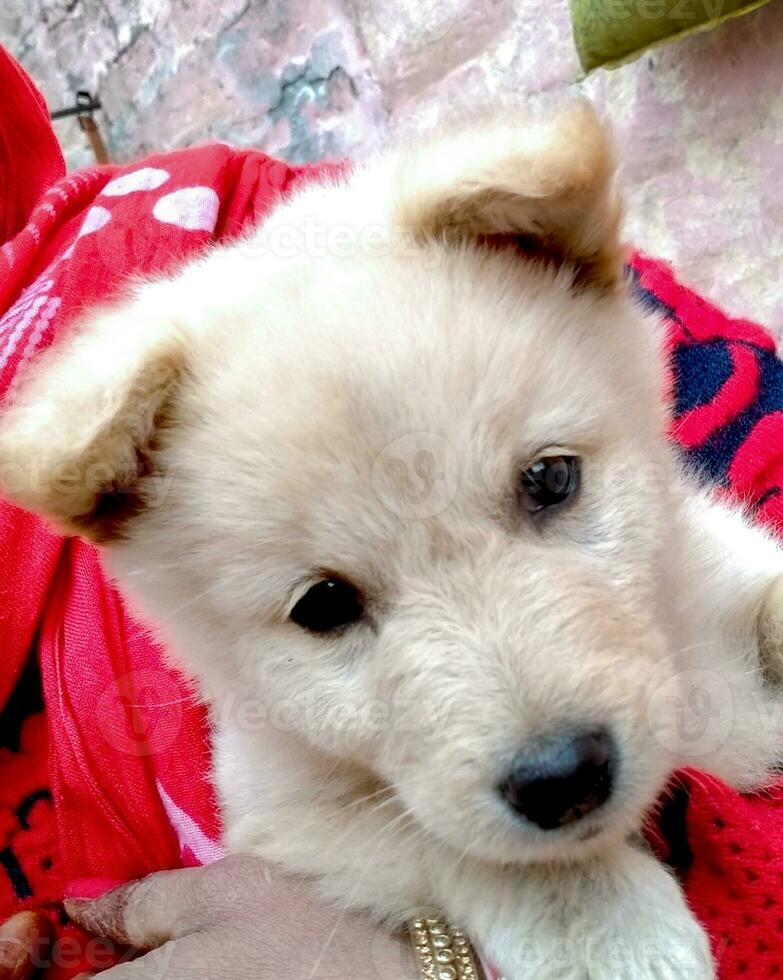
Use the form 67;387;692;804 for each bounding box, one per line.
64;854;417;980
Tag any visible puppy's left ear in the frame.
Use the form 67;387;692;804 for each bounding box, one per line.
392;100;623;290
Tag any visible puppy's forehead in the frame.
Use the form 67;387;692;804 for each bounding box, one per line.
231;247;636;449
182;248;657;575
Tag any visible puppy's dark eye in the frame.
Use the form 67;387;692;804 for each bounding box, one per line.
290;577;364;633
520;455;580;514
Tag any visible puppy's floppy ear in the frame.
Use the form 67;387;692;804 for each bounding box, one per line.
392;100;623;290
0;289;190;541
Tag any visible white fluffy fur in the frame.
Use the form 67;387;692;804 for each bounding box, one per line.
1;101;782;979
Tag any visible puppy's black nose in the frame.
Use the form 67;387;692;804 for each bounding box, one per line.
500;728;614;830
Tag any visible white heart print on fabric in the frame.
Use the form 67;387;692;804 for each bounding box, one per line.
101;167;170;197
153;187;220;233
77;206;112;238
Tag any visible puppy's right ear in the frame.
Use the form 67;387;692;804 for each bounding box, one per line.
0;288;190;541
390;100;623;290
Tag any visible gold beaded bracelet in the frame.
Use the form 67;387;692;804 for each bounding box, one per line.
408;916;489;980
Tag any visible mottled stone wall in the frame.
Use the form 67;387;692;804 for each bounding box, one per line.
0;0;387;168
1;0;783;331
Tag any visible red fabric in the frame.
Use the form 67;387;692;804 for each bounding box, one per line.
631;252;783;537
2;49;783;980
675;345;760;450
0;49;65;244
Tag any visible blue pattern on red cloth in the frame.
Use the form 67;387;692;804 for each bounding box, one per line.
631;254;783;533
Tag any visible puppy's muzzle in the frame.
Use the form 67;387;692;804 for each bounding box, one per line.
500;728;615;830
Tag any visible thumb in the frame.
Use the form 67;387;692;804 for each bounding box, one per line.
64;866;211;951
0;912;51;980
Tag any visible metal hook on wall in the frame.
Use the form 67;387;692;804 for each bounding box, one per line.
50;90;110;164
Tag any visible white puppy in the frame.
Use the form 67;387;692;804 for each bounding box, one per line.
1;102;782;980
